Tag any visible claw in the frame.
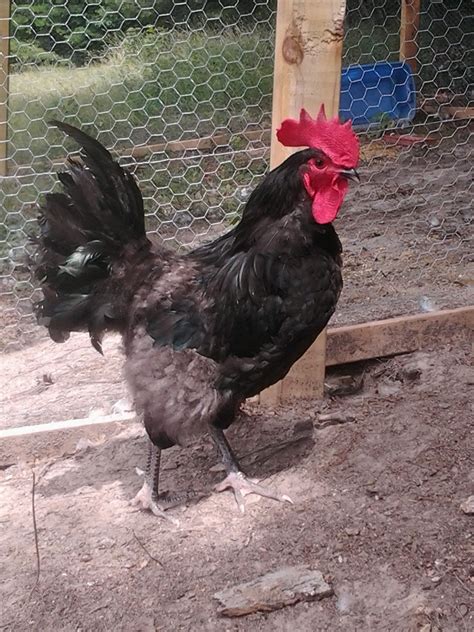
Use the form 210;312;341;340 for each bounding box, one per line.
215;471;294;513
131;481;179;526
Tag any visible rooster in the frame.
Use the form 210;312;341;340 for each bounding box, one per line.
31;107;359;518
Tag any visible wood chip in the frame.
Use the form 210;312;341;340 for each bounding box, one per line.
213;566;333;617
317;412;356;429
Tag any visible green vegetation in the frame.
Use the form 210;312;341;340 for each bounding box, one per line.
2;14;402;257
2;25;277;256
9;26;275;163
10;0;275;65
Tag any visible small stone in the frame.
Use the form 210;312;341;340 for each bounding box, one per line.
213;566;333;617
209;463;225;473
75;438;99;453
293;419;314;436
419;296;437;312
460;496;474;515
458;604;469;616
80;554;92;563
377;381;402;397
88;407;108;419
97;537;115;549
345;527;360;536
137;559;150;570
421;578;433;591
111;398;134;414
430;575;442;585
402;367;422;382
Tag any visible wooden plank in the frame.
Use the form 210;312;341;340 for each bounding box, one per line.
0;413;138;466
400;0;421;74
125;128;270;160
260;0;346;405
443;106;474;120
421;103;474;121
0;0;10;176
6;128;271;177
326;306;474;367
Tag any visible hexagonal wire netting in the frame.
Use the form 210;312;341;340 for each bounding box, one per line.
0;0;472;354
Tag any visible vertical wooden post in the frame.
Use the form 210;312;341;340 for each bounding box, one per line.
400;0;421;74
0;0;10;177
260;0;346;406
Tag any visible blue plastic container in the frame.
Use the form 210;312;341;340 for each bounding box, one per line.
339;61;416;129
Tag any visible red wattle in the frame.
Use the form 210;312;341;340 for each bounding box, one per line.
312;181;348;224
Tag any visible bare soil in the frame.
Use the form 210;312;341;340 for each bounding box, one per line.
1;345;473;631
0;122;472;630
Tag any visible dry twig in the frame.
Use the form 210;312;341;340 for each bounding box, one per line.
29;468;41;595
133;531;164;568
453;572;474;597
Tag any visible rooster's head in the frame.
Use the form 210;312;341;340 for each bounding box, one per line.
277;106;359;224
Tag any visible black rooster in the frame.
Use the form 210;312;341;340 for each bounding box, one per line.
31;107;359;518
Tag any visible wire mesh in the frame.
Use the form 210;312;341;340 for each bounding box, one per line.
0;0;472;356
1;0;277;351
337;0;473;326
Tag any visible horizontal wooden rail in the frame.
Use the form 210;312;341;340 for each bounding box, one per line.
325;305;473;367
0;0;10;177
6;128;272;177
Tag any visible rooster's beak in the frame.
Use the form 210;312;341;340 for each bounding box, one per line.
340;168;360;183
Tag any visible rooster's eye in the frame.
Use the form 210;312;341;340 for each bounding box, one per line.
315;158;325;168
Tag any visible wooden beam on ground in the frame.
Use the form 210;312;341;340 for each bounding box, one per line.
325;306;474;366
0;0;10;177
400;0;421;74
260;0;347;405
0;413;138;466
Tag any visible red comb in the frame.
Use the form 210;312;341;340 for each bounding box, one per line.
277;105;359;168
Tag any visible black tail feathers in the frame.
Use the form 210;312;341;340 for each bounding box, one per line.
31;121;150;352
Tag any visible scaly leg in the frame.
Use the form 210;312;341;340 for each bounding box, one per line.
131;441;178;524
210;426;293;513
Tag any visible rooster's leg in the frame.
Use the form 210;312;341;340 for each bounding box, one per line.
210;426;293;513
131;441;178;524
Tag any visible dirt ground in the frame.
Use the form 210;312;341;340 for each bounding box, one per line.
0;121;472;630
1;344;473;631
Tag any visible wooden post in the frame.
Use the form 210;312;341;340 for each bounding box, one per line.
0;0;10;177
260;0;346;405
400;0;421;74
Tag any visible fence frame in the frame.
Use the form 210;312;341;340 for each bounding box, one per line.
260;0;346;404
0;0;10;176
400;0;421;73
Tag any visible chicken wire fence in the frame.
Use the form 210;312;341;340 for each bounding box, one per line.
0;0;472;353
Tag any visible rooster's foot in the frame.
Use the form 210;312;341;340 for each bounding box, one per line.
215;471;293;513
131;480;179;525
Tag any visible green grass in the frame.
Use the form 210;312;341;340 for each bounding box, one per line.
8;26;275;166
2;25;276;258
1;19;401;260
